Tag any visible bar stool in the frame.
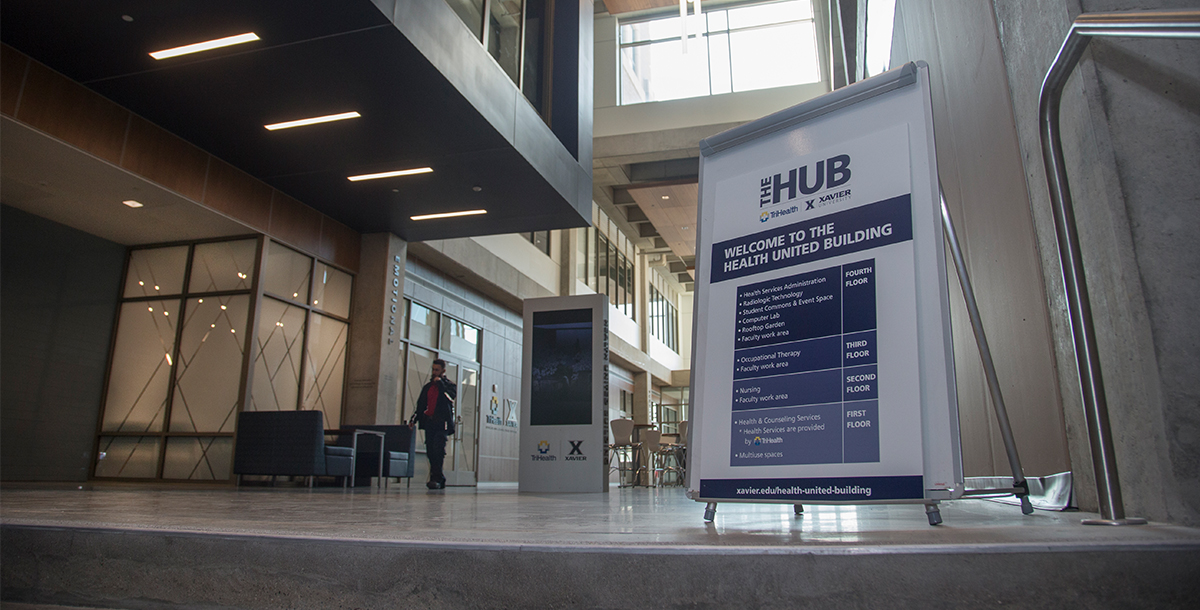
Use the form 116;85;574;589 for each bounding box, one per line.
608;418;637;487
639;429;662;487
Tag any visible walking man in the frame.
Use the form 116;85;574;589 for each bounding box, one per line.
411;359;456;489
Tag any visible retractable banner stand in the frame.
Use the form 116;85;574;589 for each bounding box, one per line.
519;294;610;492
688;63;963;513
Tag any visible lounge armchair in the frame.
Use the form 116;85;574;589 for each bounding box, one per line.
338;424;417;488
233;410;354;486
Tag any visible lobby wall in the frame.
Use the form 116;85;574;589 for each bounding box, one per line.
888;1;1073;485
1;205;125;481
992;0;1200;524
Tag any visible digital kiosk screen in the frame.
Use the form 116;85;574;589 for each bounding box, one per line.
530;308;593;426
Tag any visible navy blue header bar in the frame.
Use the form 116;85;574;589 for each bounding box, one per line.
710;195;913;284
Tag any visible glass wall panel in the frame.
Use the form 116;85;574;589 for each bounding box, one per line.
312;262;352;319
162;437;233;480
124;246;188;297
408;301;439;347
170;295;249;433
729;22;818;92
263;241;311;303
303;313;348;429
189;239;256;293
457;367;479;472
488;0;523;84
95;436;161;478
445;0;485;40
251;297;307;412
440;318;480;362
403;345;436;424
102;300;179;432
522;0;548;112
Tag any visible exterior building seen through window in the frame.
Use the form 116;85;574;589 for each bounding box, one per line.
620;0;820;105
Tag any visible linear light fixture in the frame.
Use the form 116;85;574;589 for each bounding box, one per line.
411;209;487;221
347;167;433;182
150;32;260;60
264;111;361;131
122;200;144;208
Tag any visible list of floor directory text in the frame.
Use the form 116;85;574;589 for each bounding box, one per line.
730;259;879;466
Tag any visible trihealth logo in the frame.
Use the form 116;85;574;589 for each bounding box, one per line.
760;211;770;223
532;440;556;461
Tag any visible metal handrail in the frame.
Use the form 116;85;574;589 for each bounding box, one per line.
1039;9;1200;525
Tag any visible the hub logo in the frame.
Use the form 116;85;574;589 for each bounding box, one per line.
565;440;587;461
759;154;851;207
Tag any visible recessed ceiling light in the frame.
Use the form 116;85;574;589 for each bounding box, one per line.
264;111;361;131
661;195;670;200
149;32;260;60
123;200;144;208
347;167;433;182
411;209;488;221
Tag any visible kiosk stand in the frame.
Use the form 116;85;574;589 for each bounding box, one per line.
687;62;1031;525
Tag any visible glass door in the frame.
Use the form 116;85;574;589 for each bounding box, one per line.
446;365;479;485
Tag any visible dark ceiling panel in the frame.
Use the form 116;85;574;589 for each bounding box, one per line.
1;0;590;243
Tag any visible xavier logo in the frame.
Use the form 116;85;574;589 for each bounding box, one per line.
537;440;550;454
566;440;587;461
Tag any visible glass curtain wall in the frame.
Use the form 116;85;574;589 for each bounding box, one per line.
395;298;483;426
394;296;483;485
619;0;821;105
586;227;636;319
97;238;259;480
96;238;353;481
648;271;680;353
250;242;353;431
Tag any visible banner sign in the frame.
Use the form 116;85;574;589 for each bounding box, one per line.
689;63;962;504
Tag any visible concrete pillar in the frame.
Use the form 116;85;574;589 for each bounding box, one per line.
633;371;652;426
637;254;650;354
344;233;407;425
559;228;579;296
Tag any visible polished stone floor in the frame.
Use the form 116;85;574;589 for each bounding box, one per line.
3;481;1198;554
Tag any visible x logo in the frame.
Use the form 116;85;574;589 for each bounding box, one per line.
568;441;584;455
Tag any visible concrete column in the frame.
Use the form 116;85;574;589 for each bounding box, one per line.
633;371;652;426
344;233;407;425
637;255;650;353
559;229;579;296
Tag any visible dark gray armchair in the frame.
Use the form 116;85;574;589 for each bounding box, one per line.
338;425;418;488
233;410;353;486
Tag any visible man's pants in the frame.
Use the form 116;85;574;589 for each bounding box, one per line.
425;428;447;484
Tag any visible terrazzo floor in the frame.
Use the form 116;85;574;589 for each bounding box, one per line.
4;481;1199;554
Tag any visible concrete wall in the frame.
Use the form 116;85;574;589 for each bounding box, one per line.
991;0;1199;524
888;2;1073;483
1;205;125;481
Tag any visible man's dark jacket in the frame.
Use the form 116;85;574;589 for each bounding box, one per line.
414;376;456;435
